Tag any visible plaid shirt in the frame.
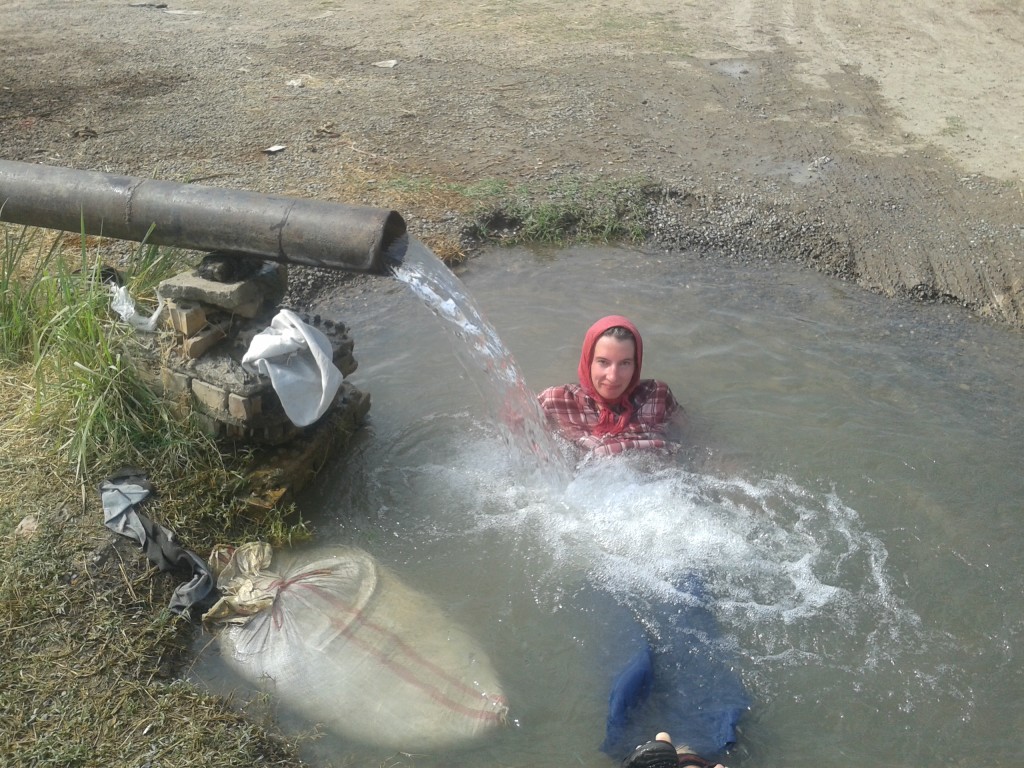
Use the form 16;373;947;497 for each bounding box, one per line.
537;379;679;456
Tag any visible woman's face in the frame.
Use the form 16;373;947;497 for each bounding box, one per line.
590;335;636;400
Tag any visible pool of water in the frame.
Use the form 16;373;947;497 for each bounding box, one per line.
195;243;1024;767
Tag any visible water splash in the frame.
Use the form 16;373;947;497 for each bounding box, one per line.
400;431;931;681
392;240;572;486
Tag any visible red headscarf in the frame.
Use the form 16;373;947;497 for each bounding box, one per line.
577;315;644;436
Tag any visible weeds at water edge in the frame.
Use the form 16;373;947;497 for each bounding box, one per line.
464;175;659;246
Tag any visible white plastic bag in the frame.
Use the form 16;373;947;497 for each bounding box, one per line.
204;543;509;751
109;284;165;332
241;309;343;427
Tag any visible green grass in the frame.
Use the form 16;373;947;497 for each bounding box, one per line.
456;177;511;199
377;172;659;247
1;227;212;481
368;172;660;263
465;175;658;245
0;225;320;536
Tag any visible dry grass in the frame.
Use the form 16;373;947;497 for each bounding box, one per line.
0;485;307;767
0;364;56;504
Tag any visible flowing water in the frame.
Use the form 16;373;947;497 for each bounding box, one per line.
194;241;1024;768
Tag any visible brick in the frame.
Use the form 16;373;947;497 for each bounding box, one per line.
228;393;261;422
183;324;227;359
166;300;207;337
159;367;191;397
134;361;164;395
194;412;223;437
225;424;248;440
191;379;228;415
245;486;288;514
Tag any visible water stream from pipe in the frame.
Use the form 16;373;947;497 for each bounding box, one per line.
392;250;572;488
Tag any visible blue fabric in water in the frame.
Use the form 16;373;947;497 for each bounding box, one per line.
605;646;655;749
589;575;749;760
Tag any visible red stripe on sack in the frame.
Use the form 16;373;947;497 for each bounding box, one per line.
264;566;508;724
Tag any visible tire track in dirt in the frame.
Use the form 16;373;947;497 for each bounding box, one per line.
640;0;1024;323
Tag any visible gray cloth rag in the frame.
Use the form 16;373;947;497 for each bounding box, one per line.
100;469;217;617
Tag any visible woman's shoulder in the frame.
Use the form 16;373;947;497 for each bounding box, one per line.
632;379;674;398
538;384;594;421
538;383;585;401
631;379;678;416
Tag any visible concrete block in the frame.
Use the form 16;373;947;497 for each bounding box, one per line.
341;383;372;422
159;269;265;313
334;351;357;377
231;298;264;319
333;337;355;356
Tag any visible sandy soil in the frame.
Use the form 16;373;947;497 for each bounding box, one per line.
2;0;1023;326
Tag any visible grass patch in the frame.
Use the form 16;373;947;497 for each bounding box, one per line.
0;506;305;767
371;172;660;257
941;115;967;136
0;224;317;537
465;175;659;246
310;141;661;260
1;226;211;482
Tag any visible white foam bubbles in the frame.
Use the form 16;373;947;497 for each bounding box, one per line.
418;430;922;680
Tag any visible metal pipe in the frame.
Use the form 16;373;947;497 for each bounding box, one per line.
0;159;406;273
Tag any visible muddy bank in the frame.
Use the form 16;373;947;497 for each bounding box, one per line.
1;0;1022;326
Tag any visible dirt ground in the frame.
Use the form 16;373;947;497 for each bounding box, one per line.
2;0;1023;323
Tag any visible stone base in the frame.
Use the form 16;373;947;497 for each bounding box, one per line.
127;258;373;512
130;305;359;445
241;388;371;514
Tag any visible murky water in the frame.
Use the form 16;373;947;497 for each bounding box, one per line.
194;242;1024;768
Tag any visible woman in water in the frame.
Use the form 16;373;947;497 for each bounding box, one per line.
537;315;681;457
540;320;741;767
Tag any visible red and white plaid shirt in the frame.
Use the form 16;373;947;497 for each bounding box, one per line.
537;379;680;456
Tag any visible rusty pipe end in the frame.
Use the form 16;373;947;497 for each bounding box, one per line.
379;210;408;272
